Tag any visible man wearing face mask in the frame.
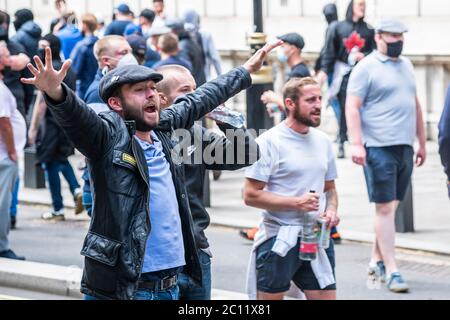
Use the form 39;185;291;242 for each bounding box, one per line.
317;0;375;159
260;33;310;118
84;35;137;106
346;18;427;293
11;9;42;59
277;33;310;80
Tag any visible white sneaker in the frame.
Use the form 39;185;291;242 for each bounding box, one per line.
42;210;65;221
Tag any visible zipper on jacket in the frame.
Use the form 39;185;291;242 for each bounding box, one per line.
131;137;152;297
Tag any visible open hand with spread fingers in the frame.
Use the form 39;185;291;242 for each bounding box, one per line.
243;40;283;74
20;47;72;102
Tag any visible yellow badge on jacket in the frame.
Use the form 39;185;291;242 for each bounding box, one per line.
122;153;137;167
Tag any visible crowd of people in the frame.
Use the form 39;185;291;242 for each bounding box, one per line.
0;0;449;301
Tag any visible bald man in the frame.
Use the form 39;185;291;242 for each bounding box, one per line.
156;64;259;300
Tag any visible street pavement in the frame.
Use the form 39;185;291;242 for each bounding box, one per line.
17;108;450;255
5;205;450;300
8;109;450;299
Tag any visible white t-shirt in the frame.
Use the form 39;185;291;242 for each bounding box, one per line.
0;79;26;161
245;122;338;225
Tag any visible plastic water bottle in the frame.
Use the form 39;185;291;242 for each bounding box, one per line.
317;218;331;249
206;105;246;128
299;191;319;261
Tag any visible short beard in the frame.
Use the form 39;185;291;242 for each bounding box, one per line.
293;102;321;128
122;101;159;132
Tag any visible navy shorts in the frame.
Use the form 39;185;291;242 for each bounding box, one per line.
364;145;414;203
256;237;336;294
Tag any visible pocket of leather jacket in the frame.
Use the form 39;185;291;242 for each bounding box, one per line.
80;232;122;267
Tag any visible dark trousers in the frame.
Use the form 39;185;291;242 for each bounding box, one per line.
337;74;351;144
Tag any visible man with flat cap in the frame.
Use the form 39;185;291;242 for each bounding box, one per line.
346;18;427;293
21;41;282;300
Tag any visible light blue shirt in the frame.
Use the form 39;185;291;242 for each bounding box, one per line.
347;50;417;148
136;132;185;273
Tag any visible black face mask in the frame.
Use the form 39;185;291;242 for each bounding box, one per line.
386;40;403;58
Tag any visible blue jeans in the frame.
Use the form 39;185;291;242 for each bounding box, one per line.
134;285;180;300
82;167;92;217
10;177;19;219
178;250;212;300
82;191;92;217
85;267;182;300
84;285;180;301
42;160;80;212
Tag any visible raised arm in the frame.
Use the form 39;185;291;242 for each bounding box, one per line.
21;47;112;160
161;41;283;130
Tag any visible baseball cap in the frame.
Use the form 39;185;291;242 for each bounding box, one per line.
126;34;147;56
117;4;131;15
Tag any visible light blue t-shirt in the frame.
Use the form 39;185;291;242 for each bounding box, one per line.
136;132;185;273
347;50;417;148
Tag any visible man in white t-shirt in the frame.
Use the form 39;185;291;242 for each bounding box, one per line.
0;42;26;260
244;77;340;300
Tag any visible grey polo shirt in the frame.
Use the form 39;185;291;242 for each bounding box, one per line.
347;50;417;148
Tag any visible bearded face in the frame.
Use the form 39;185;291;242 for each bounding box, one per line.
119;81;161;132
292;85;323;128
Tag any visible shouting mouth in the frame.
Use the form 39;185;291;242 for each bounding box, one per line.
144;104;157;114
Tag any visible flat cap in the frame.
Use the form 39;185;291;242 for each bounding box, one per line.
99;65;163;103
277;33;305;50
376;18;408;34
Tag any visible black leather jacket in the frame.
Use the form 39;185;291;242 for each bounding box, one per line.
321;0;375;74
44;67;252;300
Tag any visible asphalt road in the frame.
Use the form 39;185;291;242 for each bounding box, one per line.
6;205;450;300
